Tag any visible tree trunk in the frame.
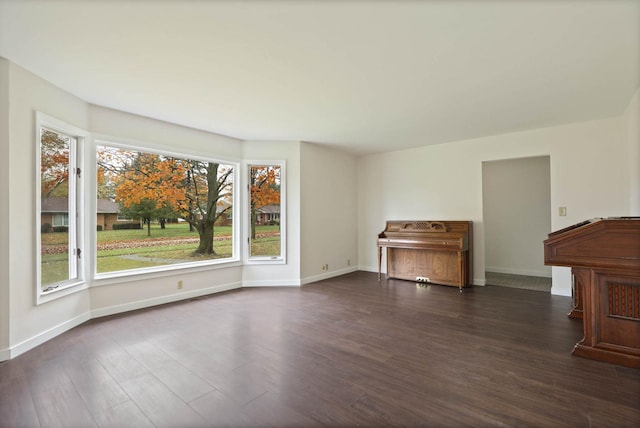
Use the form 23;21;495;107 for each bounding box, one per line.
251;207;257;240
194;220;216;255
146;217;151;236
191;162;221;255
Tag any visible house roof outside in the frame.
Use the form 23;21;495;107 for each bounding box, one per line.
40;197;68;213
256;204;280;214
41;197;119;214
97;199;120;214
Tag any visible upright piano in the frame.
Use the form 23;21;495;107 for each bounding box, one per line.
544;217;640;368
377;220;473;291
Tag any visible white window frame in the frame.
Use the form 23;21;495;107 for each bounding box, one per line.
93;138;241;282
35;112;88;305
244;160;286;264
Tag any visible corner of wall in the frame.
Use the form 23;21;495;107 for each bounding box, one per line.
626;86;640;215
299;143;358;281
0;57;10;358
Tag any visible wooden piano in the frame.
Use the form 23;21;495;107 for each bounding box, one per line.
544;217;640;368
377;220;473;291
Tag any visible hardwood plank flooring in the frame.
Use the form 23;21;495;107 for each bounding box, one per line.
1;271;639;427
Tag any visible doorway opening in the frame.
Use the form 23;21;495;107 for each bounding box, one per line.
482;156;552;292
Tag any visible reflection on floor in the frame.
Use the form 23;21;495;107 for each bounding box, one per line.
485;271;552;292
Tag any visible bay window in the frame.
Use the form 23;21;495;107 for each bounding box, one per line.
95;142;238;276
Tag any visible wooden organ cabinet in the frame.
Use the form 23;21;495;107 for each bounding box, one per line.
377;220;473;291
544;217;640;368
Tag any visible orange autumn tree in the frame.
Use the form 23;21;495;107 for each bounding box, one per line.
115;152;186;236
40;129;71;198
249;165;281;240
101;147;233;255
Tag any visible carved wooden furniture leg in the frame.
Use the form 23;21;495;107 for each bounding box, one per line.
377;246;382;281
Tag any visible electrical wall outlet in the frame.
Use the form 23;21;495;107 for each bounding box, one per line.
177;280;183;289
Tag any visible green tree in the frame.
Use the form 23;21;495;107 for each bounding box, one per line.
118;199;160;236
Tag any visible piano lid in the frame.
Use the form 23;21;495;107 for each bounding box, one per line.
379;220;472;237
546;218;601;238
390;221;447;233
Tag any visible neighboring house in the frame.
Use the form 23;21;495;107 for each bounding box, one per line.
97;199;122;230
214;202;233;226
40;197;71;230
255;204;280;225
40;197;121;231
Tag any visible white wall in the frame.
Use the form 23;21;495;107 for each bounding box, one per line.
300;142;358;283
358;116;629;296
482;156;551;277
7;61;92;356
627;87;640;215
242;140;302;286
0;58;10;359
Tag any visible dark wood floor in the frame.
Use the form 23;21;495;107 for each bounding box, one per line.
1;271;639;427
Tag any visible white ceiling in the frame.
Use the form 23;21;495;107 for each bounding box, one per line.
1;0;638;156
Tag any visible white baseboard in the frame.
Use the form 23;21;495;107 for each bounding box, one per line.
551;285;571;297
91;281;242;319
360;265;379;274
301;266;359;285
9;311;91;360
242;279;301;287
485;266;552;278
0;347;10;362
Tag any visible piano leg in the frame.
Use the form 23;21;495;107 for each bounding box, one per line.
377;246;382;281
458;251;464;292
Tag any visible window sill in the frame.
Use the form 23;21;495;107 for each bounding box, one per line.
246;257;286;265
37;280;89;305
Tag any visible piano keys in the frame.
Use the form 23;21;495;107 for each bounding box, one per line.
377;220;473;291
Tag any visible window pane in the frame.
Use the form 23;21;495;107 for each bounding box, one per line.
40;128;75;289
53;214;69;226
96;145;235;274
249;165;281;258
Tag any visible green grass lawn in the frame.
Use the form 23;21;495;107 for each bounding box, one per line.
40;253;70;287
41;223;281;287
97;223;230;242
